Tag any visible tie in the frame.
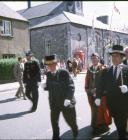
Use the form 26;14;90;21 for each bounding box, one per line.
93;66;96;72
113;66;117;79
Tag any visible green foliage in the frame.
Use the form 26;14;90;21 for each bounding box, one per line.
0;58;18;81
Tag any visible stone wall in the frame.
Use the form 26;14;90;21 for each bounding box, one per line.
30;22;128;64
31;23;69;62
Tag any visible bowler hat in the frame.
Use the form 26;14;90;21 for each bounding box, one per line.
26;50;33;57
44;54;57;65
109;45;125;55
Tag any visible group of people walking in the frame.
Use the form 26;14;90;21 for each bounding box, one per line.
13;50;41;112
85;52;111;136
13;44;128;139
66;57;83;77
86;45;128;139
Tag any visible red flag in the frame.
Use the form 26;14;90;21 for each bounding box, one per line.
114;3;120;14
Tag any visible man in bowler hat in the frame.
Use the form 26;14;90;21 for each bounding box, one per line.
23;50;41;112
96;45;128;139
44;54;78;140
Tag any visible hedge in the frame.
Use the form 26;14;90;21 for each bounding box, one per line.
0;58;18;82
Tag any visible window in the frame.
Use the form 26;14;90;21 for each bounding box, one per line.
0;20;12;36
2;54;15;59
77;33;81;41
76;1;81;10
45;40;51;55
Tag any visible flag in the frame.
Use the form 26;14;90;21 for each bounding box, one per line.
114;3;120;14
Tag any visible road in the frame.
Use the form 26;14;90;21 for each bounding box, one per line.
0;73;118;139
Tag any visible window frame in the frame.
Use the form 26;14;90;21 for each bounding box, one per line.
0;19;12;36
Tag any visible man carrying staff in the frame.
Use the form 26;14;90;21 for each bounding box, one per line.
96;45;128;139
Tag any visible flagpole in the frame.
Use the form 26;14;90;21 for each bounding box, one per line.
92;11;96;52
110;2;114;31
109;2;114;46
92;12;95;41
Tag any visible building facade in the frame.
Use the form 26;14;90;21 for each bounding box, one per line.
0;3;30;59
19;1;128;65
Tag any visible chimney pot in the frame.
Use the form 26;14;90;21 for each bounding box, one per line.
28;1;31;9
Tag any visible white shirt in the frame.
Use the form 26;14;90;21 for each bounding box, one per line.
113;63;123;79
93;65;98;71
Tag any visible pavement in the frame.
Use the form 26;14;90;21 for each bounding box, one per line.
0;82;19;92
0;72;118;139
0;71;86;92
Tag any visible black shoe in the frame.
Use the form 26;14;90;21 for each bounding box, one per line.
99;126;110;134
92;126;110;136
52;136;60;140
92;129;100;137
29;107;36;113
15;94;20;98
23;97;27;100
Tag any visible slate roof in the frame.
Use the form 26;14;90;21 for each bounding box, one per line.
30;13;69;29
17;1;62;20
0;2;28;22
30;11;109;30
17;1;127;34
30;11;128;34
64;11;109;30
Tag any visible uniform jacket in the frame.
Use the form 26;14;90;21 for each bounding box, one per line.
85;63;106;96
96;64;128;115
13;62;24;82
45;69;76;109
23;60;41;84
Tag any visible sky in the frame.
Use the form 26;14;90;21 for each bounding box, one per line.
1;1;128;29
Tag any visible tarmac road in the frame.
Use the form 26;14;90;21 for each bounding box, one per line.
0;74;118;139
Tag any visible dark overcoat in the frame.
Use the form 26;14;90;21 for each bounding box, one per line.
97;64;128;116
23;60;41;85
45;69;76;109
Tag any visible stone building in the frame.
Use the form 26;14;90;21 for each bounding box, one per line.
0;3;30;59
18;1;128;65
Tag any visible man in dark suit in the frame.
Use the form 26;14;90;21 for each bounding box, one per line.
23;50;41;112
95;45;128;139
44;54;78;140
123;47;128;65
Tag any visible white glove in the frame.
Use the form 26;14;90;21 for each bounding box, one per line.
119;85;128;94
64;99;71;107
95;98;101;106
41;83;46;88
91;88;96;97
38;82;41;86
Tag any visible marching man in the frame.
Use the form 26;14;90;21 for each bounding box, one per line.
96;45;128;139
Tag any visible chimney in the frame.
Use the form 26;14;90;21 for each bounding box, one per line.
96;15;109;24
28;1;31;9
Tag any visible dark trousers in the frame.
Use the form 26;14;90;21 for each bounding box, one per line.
50;106;78;139
113;113;128;139
25;84;39;110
